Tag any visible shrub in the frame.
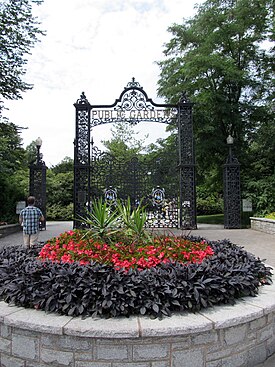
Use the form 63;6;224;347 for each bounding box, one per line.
46;203;73;221
0;238;272;319
265;212;275;220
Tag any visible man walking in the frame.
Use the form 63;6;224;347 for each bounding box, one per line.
19;196;45;248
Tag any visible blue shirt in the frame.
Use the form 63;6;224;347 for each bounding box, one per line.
20;206;43;235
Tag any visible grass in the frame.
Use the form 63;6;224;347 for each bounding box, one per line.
197;214;224;225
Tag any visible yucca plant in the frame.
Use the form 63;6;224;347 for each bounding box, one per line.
117;198;152;246
78;198;120;240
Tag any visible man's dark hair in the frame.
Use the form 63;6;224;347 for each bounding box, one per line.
27;196;35;205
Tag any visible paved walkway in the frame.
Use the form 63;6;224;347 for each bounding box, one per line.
0;222;274;366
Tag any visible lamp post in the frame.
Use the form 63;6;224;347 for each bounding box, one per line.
35;136;43;164
29;137;47;230
223;135;241;228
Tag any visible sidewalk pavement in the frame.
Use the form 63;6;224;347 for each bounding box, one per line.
0;221;274;367
0;221;73;248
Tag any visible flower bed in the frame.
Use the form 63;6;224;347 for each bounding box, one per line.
0;235;272;319
38;230;214;271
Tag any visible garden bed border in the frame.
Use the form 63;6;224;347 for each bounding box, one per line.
0;273;274;367
250;217;275;235
0;224;21;238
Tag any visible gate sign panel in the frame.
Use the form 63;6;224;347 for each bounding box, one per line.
104;186;117;205
73;78;197;229
152;187;165;207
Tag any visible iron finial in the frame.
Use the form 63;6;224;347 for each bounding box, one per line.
125;78;142;89
178;91;191;104
76;92;89;104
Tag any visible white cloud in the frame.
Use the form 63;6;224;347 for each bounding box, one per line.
4;0;203;166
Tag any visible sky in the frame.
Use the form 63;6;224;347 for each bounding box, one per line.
4;0;203;166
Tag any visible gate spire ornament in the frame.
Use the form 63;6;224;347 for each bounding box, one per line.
125;77;142;89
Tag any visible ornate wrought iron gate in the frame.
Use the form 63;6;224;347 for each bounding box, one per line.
73;78;196;229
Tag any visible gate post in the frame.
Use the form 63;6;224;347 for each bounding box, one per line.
178;93;197;229
223;135;241;228
73;92;91;228
29;137;47;229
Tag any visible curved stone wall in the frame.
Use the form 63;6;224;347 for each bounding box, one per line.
0;274;274;367
250;217;275;235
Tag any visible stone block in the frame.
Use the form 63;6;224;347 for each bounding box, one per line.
267;335;275;356
139;313;212;337
64;316;139;338
133;343;169;361
224;324;248;345
151;361;170;367
247;343;267;366
221;351;248;367
41;333;93;351
41;347;74;366
207;339;255;361
170;336;191;350
257;324;274;342
12;333;39;360
172;348;204;367
113;363;150;367
5;308;71;335
0;302;23;322
246;292;275;314
206;360;223;367
249;316;267;330
96;343;130;361
75;362;111;367
199;301;263;329
0;336;11;353
0;354;25;367
0;324;11;339
192;330;219;345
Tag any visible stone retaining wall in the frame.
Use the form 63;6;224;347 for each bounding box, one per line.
0;274;274;367
250;217;275;235
0;224;21;238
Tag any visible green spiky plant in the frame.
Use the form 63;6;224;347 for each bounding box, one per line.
116;198;153;247
78;197;153;247
78;198;120;240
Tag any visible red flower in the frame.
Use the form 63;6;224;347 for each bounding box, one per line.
38;230;213;272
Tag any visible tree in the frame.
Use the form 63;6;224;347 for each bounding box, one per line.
0;0;44;103
0;122;26;174
101;121;147;161
0;0;45;221
157;0;274;213
51;156;73;174
46;158;74;221
0;122;28;221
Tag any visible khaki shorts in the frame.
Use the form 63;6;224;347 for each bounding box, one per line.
23;232;39;248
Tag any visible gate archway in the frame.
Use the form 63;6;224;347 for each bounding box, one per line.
73;78;196;229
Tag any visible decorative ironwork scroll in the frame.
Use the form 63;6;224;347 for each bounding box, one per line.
74;79;196;229
90;77;178;127
178;93;197;229
73;93;91;227
223;148;241;229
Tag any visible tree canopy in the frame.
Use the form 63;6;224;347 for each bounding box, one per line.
0;0;44;221
157;0;274;214
101;121;147;161
0;0;44;104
